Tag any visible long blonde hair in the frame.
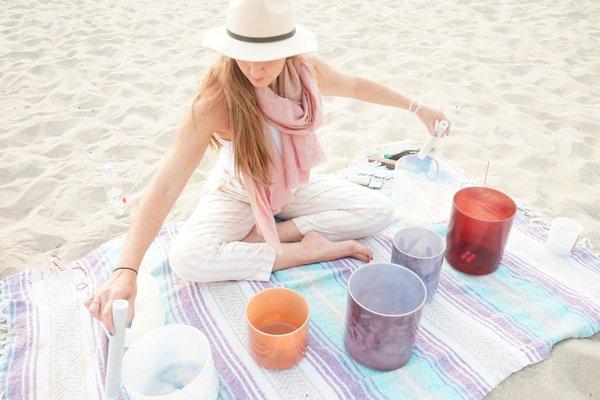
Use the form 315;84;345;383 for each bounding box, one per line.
193;54;306;186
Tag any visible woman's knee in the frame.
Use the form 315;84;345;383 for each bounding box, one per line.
168;235;220;283
367;194;395;231
336;193;394;238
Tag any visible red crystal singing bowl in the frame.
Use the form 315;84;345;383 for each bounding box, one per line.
445;187;516;275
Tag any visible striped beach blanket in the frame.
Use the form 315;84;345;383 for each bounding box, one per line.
1;163;599;400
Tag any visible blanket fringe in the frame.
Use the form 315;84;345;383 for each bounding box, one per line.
516;200;600;257
0;281;9;368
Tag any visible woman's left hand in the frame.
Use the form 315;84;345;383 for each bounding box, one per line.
416;105;451;136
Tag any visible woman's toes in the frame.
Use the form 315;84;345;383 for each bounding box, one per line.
349;241;372;262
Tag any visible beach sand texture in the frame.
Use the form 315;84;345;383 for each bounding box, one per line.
1;0;599;398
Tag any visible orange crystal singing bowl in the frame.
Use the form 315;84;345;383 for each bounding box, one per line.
246;287;310;370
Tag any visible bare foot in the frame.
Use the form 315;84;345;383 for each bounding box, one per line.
300;231;373;263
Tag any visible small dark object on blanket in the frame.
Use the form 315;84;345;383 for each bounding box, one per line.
368;155;396;170
388;149;418;161
368;149;420;169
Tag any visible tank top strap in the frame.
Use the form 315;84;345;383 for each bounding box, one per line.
214;133;231;145
214;123;283;177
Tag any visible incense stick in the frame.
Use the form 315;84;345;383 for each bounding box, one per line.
483;161;490;185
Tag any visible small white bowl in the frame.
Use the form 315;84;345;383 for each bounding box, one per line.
125;273;165;347
122;324;219;400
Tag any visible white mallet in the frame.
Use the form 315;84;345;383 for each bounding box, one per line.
105;299;129;399
417;120;449;160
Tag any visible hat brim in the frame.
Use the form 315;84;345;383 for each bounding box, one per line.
202;24;318;62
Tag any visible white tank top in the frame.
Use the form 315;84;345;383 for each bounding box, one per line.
216;123;282;175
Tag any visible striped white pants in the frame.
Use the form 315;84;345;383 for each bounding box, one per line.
168;172;394;282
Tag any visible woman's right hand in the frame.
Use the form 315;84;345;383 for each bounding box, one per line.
83;268;137;334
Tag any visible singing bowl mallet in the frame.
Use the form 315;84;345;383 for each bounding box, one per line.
105;299;129;399
417;120;449;160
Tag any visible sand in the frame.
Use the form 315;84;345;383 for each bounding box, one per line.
1;0;599;398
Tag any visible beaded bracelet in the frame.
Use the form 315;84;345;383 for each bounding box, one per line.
113;267;139;275
408;98;422;115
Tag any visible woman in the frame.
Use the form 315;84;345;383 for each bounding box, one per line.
85;0;451;333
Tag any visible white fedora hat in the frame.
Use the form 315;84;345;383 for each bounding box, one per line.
202;0;318;62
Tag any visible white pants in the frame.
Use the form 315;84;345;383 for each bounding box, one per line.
168;173;394;282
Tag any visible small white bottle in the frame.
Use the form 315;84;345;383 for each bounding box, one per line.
102;163;128;218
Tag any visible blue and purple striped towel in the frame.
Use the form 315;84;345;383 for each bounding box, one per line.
1;163;599;399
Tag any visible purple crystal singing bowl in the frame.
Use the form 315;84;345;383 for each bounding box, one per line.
391;227;446;301
344;262;427;371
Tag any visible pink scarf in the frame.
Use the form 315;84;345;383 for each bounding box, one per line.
246;57;327;253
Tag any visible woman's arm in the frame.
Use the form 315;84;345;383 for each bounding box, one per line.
308;54;451;135
85;92;222;333
308;54;410;108
116;105;214;270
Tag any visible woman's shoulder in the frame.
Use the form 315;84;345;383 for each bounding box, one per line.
192;82;232;139
303;54;330;91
